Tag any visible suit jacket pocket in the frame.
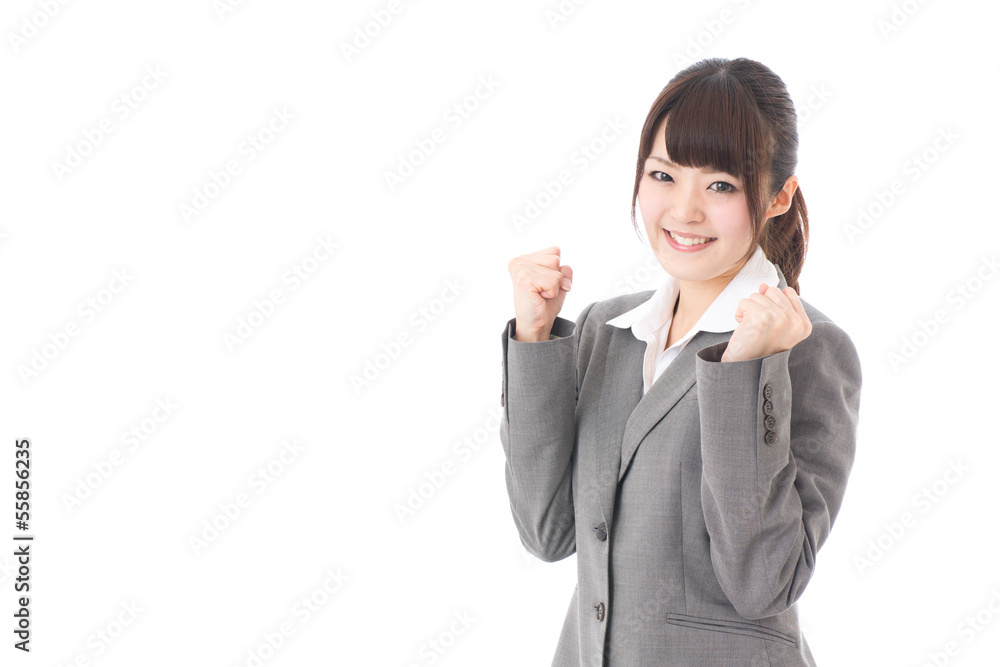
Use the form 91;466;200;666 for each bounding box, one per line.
665;612;798;648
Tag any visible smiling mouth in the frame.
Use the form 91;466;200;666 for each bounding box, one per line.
665;229;717;246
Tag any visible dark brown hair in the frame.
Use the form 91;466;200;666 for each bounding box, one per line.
630;57;808;293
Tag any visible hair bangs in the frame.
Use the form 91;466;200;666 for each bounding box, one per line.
657;76;769;185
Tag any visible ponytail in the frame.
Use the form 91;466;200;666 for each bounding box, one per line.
761;185;809;294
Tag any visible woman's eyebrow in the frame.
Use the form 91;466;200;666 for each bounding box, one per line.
647;155;736;177
648;156;707;171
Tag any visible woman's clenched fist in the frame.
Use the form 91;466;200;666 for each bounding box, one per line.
507;246;573;342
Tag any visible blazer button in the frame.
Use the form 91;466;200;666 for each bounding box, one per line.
764;430;777;445
762;399;773;415
764;414;775;430
762;383;772;400
594;522;607;541
595;602;605;621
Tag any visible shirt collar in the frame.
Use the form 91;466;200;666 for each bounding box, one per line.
606;244;780;340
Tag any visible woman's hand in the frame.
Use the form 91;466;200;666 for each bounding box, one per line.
508;246;573;342
722;283;812;362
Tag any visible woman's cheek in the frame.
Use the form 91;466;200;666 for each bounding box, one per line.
638;200;665;235
709;200;752;240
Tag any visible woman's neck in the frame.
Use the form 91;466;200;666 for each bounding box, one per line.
665;262;745;349
673;268;740;325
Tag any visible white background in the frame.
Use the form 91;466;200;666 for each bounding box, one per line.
2;0;999;665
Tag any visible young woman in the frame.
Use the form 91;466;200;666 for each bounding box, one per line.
500;57;862;665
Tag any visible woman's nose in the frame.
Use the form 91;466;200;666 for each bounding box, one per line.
668;189;704;225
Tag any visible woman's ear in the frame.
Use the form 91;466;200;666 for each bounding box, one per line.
765;175;799;218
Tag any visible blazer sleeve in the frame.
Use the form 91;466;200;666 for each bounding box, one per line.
693;320;863;620
499;301;596;563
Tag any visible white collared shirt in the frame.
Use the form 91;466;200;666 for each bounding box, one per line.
605;244;779;395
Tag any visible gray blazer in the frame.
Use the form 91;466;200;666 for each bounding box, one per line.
499;267;862;666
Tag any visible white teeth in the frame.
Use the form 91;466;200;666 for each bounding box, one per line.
668;230;715;246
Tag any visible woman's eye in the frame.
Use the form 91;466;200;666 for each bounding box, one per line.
648;171;737;193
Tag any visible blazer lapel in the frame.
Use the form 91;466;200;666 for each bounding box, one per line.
592;325;641;522
611;264;789;484
617;328;731;482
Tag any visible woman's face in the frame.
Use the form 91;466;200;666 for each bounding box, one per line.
637;116;755;284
